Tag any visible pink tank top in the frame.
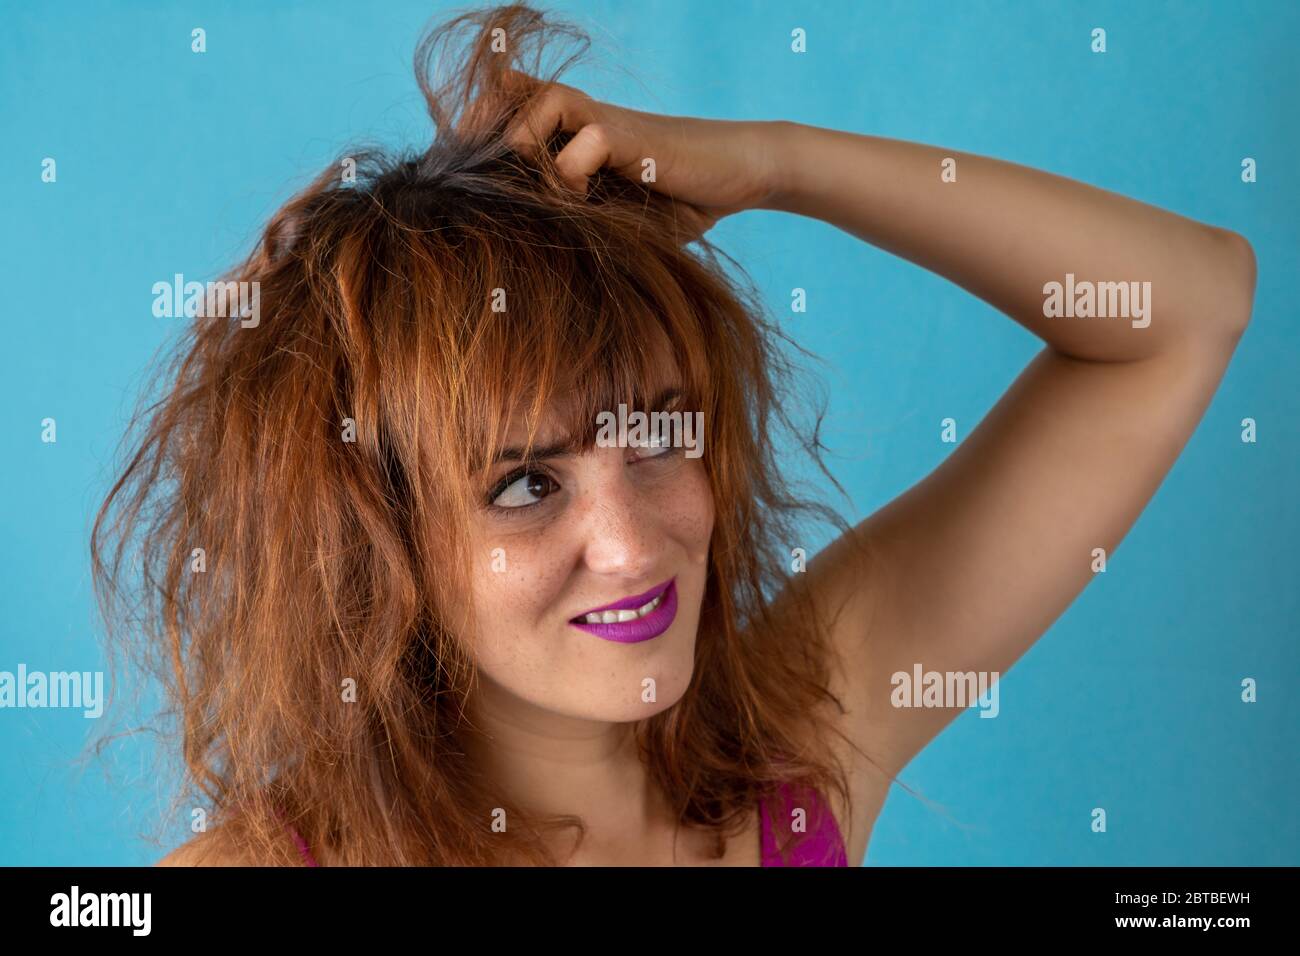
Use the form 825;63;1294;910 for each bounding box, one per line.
759;782;850;866
286;782;847;866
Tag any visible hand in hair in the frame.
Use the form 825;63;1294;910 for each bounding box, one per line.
496;68;786;241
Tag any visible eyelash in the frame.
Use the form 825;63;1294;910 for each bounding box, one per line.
484;443;683;519
484;465;557;519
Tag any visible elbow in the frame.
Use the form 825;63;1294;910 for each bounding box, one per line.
1211;228;1257;339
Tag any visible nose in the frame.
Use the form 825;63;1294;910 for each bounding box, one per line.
569;454;664;580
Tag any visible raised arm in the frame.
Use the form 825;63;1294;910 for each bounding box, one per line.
494;78;1257;854
758;122;1256;782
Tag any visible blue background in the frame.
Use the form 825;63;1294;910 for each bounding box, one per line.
1;0;1295;866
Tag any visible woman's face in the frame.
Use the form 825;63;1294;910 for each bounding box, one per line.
464;379;714;725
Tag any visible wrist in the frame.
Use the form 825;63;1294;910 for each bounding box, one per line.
753;119;804;212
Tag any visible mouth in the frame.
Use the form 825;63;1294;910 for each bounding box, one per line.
568;578;678;644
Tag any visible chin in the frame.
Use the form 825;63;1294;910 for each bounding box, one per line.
568;640;698;723
596;610;703;721
584;681;691;723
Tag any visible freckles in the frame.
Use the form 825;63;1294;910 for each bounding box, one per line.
477;532;571;616
662;462;715;546
485;546;548;597
526;558;570;602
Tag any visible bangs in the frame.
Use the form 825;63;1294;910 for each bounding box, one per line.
447;227;717;483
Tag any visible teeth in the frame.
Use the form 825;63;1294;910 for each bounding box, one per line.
583;592;663;625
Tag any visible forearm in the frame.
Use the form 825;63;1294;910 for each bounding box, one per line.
759;121;1256;360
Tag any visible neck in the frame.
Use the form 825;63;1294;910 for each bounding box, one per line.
464;669;673;861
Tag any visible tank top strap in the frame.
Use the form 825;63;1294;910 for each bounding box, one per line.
286;822;320;867
760;780;849;866
271;804;319;866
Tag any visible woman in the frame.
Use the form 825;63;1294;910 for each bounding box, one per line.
98;3;1256;866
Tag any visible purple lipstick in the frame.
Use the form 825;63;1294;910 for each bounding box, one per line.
569;578;678;643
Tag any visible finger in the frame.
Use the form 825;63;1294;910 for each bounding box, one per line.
551;122;642;194
503;81;598;158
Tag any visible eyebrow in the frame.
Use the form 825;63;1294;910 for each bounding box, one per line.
490;387;683;465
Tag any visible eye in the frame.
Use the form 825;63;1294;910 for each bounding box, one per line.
631;418;677;459
490;468;559;509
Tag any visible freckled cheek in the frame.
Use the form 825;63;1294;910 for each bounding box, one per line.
655;460;715;555
471;537;565;623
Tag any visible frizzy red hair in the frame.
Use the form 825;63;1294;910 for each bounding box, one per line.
91;2;871;865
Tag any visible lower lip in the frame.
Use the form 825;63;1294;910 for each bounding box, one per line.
568;580;679;644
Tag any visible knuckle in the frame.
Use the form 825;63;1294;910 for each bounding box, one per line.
579;122;610;147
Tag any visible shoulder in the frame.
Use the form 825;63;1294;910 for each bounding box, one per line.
768;527;892;864
156;824;297;867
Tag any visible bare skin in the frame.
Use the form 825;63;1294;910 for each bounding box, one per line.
160;75;1255;866
499;73;1257;865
